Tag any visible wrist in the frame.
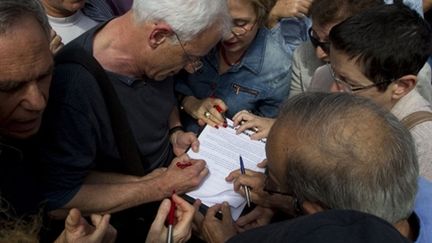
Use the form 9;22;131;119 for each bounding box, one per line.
182;96;198;116
169;125;184;144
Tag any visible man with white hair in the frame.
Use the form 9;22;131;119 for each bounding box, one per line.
37;0;230;240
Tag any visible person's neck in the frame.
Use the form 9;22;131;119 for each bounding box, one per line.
394;218;416;241
219;45;246;67
42;3;76;18
93;15;143;78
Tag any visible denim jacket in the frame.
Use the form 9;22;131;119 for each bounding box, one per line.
175;28;293;131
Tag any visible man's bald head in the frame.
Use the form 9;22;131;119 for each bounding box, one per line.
266;92;418;224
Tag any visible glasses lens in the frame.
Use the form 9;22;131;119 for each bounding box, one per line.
232;26;247;36
329;65;352;93
309;28;330;53
320;43;330;53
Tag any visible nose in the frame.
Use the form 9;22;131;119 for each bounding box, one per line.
223;31;236;41
315;46;329;61
21;81;47;112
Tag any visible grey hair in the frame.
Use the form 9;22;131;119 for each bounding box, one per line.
273;92;418;224
132;0;231;42
0;0;50;37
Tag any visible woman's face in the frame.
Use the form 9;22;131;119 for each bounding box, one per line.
222;0;259;53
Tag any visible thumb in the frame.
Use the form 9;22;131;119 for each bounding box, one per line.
150;199;171;230
257;159;267;168
221;202;233;224
65;208;81;231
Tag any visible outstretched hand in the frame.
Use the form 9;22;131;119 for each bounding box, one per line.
232;110;275;140
54;208;116;243
146;194;195;243
267;0;314;28
202;202;238;243
183;96;228;128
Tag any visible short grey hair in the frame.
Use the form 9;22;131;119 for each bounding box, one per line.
132;0;231;42
0;0;50;36
272;92;418;224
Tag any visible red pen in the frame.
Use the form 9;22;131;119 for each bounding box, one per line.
214;105;228;128
167;194;176;243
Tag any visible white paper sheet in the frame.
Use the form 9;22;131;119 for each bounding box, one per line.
186;119;266;220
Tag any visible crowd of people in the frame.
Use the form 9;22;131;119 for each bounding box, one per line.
0;0;431;242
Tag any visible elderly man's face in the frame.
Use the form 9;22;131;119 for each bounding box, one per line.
0;16;53;139
264;123;294;196
146;24;222;81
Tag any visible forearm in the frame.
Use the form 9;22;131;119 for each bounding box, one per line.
84;171;142;184
62;176;169;216
169;106;182;128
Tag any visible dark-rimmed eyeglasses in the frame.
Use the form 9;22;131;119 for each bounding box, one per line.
173;32;203;73
328;64;393;93
263;168;292;196
231;21;257;37
263;168;304;216
308;28;330;54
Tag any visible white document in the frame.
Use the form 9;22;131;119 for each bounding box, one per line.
186;119;266;220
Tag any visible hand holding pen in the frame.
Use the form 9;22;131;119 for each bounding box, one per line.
146;194;195;243
181;96;227;128
167;193;176;243
239;155;252;207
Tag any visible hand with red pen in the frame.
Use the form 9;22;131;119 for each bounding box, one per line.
146;194;195;243
181;96;228;128
158;154;208;196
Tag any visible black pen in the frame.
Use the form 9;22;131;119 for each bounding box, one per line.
239;155;252;207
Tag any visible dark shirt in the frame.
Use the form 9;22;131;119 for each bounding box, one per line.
38;22;176;209
83;0;132;22
227;209;410;243
0;137;43;216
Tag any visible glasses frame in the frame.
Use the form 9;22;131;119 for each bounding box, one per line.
263;168;304;216
173;32;203;73
308;28;330;54
328;64;393;93
263;168;292;196
231;21;257;37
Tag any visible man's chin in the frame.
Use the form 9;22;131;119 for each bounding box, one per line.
2;121;41;140
5;128;39;140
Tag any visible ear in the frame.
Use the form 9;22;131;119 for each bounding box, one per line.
302;201;325;215
391;74;416;100
148;22;173;49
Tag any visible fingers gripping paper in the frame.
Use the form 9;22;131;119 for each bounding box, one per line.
186;119;266;220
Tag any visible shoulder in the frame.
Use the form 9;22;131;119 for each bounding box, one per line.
414;178;432;243
260;31;293;70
